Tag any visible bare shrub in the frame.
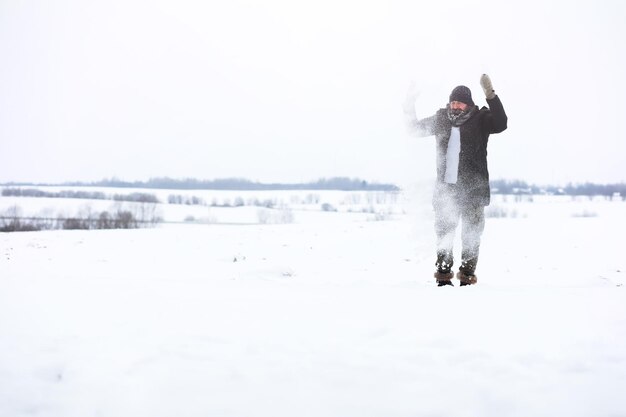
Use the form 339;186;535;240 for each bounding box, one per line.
0;206;45;232
135;202;161;226
169;195;183;204
114;210;137;229
278;208;294;223
257;208;271;224
305;194;320;204
62;218;90;230
572;210;598;218
97;211;112;229
485;205;518;218
0;204;156;232
367;209;392;222
257;208;294;224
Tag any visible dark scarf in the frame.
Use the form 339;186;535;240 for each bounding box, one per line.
446;104;477;127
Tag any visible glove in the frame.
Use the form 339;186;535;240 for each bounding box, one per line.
480;74;496;100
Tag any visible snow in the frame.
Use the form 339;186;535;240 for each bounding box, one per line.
1;188;625;417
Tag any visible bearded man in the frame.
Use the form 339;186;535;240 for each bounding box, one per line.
404;75;508;286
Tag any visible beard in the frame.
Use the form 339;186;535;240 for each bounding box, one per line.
446;104;475;126
449;108;464;117
447;106;465;121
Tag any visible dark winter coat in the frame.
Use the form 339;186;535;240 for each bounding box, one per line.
413;96;507;207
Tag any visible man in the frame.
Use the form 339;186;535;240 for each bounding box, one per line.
404;74;508;286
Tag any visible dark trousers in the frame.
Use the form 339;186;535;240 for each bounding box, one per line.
433;186;485;275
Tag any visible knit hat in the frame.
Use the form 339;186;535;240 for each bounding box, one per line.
449;85;474;106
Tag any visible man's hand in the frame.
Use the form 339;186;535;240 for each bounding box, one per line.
480;74;496;100
403;82;420;117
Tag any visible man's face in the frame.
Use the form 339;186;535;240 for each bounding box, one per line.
450;101;468;111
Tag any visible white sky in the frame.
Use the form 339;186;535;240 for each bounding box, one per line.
1;0;625;186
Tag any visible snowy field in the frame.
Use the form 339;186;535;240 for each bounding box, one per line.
1;186;625;417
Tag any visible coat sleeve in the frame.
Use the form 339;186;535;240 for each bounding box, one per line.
484;95;508;134
406;113;438;138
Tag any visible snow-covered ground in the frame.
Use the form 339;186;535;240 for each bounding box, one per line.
1;187;625;417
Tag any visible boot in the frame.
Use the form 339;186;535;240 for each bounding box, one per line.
457;271;478;286
458;255;478;286
434;250;454;286
435;250;454;273
434;271;454;286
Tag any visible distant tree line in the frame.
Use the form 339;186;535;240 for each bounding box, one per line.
2;188;160;203
2;188;108;200
3;177;400;191
490;179;626;197
2;178;624;196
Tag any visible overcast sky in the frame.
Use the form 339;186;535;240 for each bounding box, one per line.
1;0;625;186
